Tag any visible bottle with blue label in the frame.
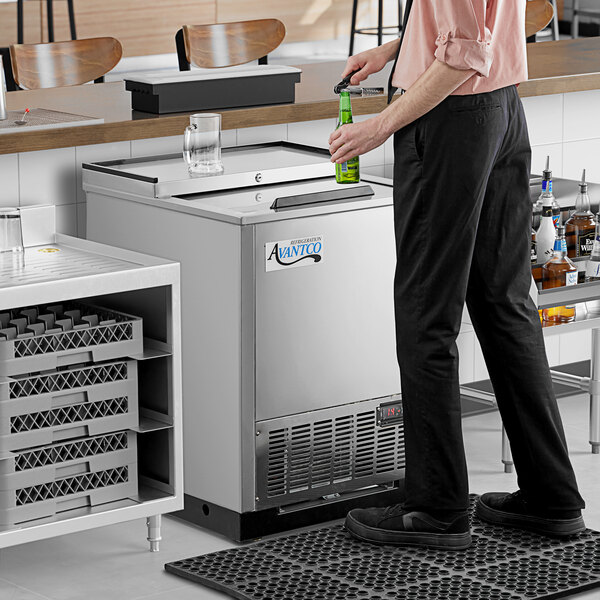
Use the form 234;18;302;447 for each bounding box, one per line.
537;156;561;228
542;225;578;323
536;200;556;264
585;217;600;282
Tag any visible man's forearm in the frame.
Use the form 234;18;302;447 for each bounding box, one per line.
376;60;477;138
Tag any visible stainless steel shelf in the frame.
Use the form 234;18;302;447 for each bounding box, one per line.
0;234;183;551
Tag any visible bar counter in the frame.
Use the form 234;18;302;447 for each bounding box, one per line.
3;37;600;155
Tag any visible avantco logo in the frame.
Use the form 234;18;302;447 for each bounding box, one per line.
265;235;324;272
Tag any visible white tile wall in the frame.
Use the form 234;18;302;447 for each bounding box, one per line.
287;119;336;149
55;204;78;236
0;153;19;207
530;143;563;178
522;94;563;146
457;330;475;384
77;203;87;239
236;124;288;145
559;329;592;365
545;335;561;367
19;147;76;206
563;89;600;142
563;139;600;183
75;142;131;203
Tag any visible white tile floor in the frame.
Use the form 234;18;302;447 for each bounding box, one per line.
0;391;598;599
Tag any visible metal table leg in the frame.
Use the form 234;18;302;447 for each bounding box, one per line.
17;0;24;44
502;425;513;473
46;0;54;42
590;329;600;454
349;0;358;56
146;515;162;552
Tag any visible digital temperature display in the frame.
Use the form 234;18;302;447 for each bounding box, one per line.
377;400;403;427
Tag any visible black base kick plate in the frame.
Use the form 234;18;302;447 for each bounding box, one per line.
165;495;600;600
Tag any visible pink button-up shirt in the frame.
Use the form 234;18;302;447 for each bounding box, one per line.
392;0;528;95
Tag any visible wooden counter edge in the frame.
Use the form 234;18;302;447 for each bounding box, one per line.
0;96;387;154
1;72;600;155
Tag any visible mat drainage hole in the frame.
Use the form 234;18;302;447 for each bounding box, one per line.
202;504;210;516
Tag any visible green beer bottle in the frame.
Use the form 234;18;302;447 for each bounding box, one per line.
335;91;360;184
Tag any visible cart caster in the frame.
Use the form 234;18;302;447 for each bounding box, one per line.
502;461;513;474
147;515;162;552
591;443;600;455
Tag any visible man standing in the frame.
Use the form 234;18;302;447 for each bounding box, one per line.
329;0;585;550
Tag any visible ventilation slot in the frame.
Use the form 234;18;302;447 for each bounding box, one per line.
265;407;405;500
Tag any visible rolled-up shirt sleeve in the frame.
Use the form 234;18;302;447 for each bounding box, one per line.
432;0;493;77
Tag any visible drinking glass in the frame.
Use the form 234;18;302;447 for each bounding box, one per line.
0;208;24;270
183;113;224;175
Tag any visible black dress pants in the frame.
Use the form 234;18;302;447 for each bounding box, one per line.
392;85;585;514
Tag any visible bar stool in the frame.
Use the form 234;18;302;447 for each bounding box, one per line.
525;0;556;42
175;19;285;71
9;37;121;89
572;0;600;38
349;0;404;56
17;0;77;44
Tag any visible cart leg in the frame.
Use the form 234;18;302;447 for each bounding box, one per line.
146;515;162;552
590;329;600;454
501;425;513;473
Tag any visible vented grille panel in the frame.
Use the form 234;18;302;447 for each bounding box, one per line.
264;408;404;502
9;362;129;399
15;432;129;471
10;397;129;433
16;465;129;505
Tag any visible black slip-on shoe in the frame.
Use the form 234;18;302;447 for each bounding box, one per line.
345;505;472;550
476;491;586;538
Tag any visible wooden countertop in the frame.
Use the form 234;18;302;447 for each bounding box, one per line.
2;37;600;156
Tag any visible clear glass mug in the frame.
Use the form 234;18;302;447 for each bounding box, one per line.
0;207;24;270
183;113;224;175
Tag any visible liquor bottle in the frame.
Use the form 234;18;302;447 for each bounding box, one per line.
565;169;596;258
335;91;360;184
536;156;561;228
586;217;600;282
531;227;537;264
536;195;557;264
542;226;578;323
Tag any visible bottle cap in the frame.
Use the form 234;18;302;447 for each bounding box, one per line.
579;168;588;193
557;225;565;237
543;155;552;180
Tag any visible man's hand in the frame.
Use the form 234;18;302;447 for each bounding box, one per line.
329;116;391;165
341;40;400;85
330;62;478;165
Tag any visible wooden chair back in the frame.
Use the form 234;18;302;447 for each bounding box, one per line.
10;37;122;89
526;0;555;38
176;19;285;70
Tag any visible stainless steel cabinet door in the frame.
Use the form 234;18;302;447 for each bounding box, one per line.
254;205;401;421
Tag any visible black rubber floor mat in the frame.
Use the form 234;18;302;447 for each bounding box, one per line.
165;495;600;600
